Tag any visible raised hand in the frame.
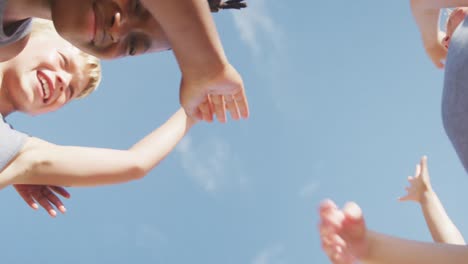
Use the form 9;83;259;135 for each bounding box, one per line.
180;63;249;123
318;200;369;264
399;156;433;203
423;39;448;69
13;184;70;217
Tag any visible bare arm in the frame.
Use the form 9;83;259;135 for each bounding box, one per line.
319;200;468;264
399;157;465;244
0;109;196;188
363;231;468;264
419;190;465;244
410;0;447;67
140;0;227;77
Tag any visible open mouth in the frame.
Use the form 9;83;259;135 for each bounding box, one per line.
37;71;53;103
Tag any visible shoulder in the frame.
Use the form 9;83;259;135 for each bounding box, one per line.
0;116;29;171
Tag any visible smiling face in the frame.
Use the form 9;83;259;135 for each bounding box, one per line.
49;0;171;59
1;26;90;115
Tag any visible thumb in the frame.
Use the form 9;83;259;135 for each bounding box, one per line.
342;202;366;241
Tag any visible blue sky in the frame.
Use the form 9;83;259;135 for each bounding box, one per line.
2;1;467;263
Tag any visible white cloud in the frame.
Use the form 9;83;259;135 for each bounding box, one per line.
252;245;285;264
135;224;166;248
298;161;324;198
299;181;320;198
231;0;283;57
134;224;167;260
176;135;245;192
231;1;308;118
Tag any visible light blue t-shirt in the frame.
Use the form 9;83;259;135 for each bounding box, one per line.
0;114;27;171
0;0;32;47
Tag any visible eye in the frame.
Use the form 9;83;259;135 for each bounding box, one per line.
132;0;143;14
68;85;75;99
59;52;69;69
128;37;137;56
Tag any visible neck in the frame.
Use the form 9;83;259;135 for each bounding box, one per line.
3;0;52;23
0;66;15;117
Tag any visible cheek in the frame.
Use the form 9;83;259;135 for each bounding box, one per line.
77;43;123;59
40;95;69;114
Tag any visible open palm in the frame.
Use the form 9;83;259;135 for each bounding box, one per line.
399;156;432;203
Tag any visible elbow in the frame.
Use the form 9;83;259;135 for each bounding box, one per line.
126;158;150;181
128;166;146;181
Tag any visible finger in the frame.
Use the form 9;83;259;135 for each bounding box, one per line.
32;192;57;218
234;91;249;119
319;199;339;214
210;94;227;123
398;195;409;202
420;156;428;174
415;164;421;177
198;98;213;123
342;202;365;241
225;95;240;120
319;223;337;237
322;209;345;228
44;188;67;214
17;190;39;210
50;186;71;199
407;176;413;181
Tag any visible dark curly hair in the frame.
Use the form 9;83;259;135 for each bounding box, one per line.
208;0;247;12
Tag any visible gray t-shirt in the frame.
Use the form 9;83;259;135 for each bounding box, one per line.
442;17;468;173
0;0;32;47
0;114;27;171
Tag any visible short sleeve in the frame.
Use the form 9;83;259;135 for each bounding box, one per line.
0;118;28;171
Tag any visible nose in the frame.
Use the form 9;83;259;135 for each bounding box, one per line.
108;12;123;43
56;70;72;94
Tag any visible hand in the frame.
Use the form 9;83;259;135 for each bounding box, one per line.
423;38;447;69
399;156;432;203
319;200;369;264
180;63;249;123
13;184;70;217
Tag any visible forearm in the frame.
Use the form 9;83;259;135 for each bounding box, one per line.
420;190;465;244
410;0;441;44
129;108;196;171
141;0;228;78
3;109;195;187
363;231;468;264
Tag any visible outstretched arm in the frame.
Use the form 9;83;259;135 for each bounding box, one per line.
365;231;468;264
319;199;468;264
0;109;196;188
410;0;447;68
399;156;465;244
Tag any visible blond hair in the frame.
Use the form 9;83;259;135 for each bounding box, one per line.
30;18;101;99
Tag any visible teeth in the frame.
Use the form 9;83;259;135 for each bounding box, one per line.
38;74;50;100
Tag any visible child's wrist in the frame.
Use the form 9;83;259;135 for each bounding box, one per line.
181;59;230;81
419;189;435;204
